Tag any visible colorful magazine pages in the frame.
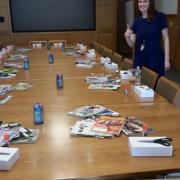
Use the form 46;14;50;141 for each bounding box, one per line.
92;116;126;136
122;116;155;136
70;119;113;138
0;96;12;105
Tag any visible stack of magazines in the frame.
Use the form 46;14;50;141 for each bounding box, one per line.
68;105;126;138
0;121;39;146
122;116;155;136
85;74;121;90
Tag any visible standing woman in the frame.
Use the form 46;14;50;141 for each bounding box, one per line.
124;0;170;76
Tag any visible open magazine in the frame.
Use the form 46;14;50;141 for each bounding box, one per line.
122;116;155;136
70;119;113;138
68;105;120;118
92;116;126;136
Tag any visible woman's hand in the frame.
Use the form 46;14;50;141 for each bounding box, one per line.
124;24;135;47
165;59;171;71
124;24;133;40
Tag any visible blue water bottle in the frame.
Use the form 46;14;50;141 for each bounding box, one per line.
61;43;65;52
56;73;63;89
48;52;54;64
33;103;44;124
23;56;30;70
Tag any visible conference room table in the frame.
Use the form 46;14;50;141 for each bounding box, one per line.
0;48;180;180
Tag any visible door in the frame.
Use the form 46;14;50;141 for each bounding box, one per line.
174;1;180;70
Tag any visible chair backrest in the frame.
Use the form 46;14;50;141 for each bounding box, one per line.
173;90;180;108
156;76;180;108
111;52;123;67
97;45;106;55
89;41;99;50
120;58;133;70
141;66;159;89
102;47;113;58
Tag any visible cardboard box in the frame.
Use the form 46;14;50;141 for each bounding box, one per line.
0;147;20;170
134;85;154;98
128;137;173;157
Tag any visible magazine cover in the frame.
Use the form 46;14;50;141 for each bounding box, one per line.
122;116;155;136
68;105;120;118
92;116;126;136
70;119;113;138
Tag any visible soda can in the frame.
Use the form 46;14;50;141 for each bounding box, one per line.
33;103;44;124
23;56;30;70
56;73;63;89
48;52;54;64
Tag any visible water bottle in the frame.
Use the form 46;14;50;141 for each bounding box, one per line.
33;103;44;124
56;73;63;89
23;56;30;70
61;43;65;52
48;52;54;64
135;66;141;85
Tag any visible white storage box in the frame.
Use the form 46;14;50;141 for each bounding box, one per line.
0;147;20;170
128;137;173;157
120;71;133;80
134;85;154;98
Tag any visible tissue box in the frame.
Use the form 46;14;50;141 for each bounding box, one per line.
0;147;20;170
128;137;173;157
104;62;118;71
120;71;133;80
134;85;154;98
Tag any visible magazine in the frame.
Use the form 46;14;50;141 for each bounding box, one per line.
122;116;155;136
92;116;126;136
70;119;113;138
14;82;32;90
88;83;120;90
85;74;112;84
11;128;40;144
0;85;13;96
68;105;120;118
0;68;18;79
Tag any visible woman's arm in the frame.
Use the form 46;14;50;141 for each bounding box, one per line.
124;24;136;48
162;28;171;71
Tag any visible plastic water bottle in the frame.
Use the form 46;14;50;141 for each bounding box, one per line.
33;103;44;124
48;52;54;64
56;73;63;89
23;56;30;70
61;43;65;52
135;66;141;85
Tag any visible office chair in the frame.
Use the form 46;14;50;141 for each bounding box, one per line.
89;41;99;50
111;52;123;67
102;47;113;58
141;66;159;89
120;58;133;70
97;45;106;55
156;76;180;108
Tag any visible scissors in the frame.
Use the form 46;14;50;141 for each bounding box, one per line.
138;137;172;146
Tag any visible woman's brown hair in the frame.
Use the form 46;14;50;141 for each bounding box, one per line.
147;0;156;21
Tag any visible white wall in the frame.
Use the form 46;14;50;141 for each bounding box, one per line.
155;0;178;14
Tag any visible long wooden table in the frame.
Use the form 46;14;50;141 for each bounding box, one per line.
0;49;180;179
